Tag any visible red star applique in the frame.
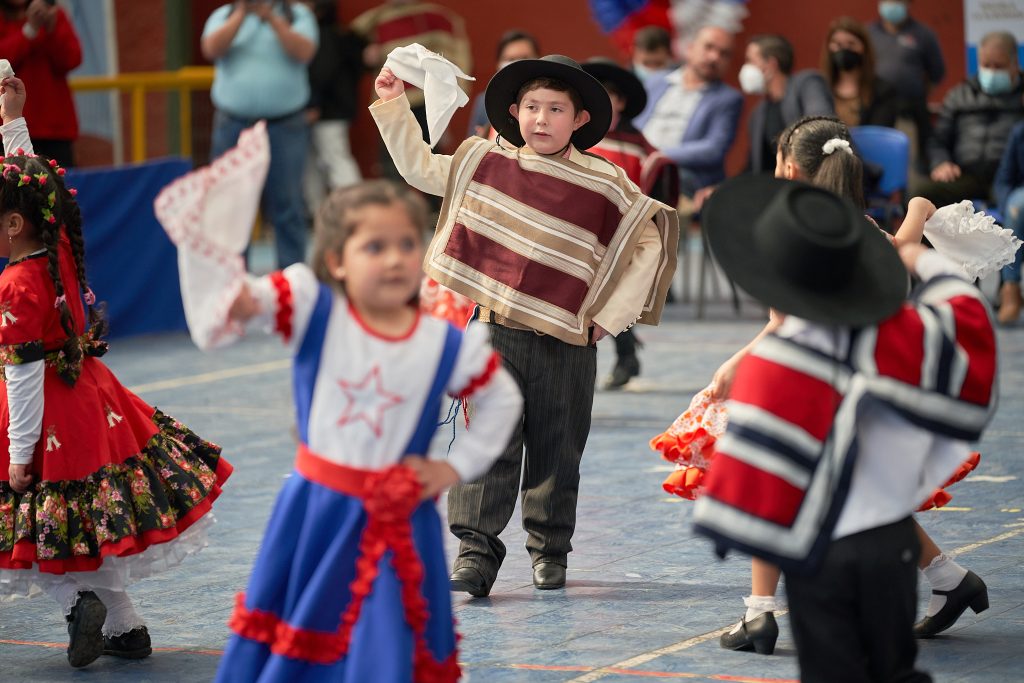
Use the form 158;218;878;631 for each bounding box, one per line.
336;365;403;437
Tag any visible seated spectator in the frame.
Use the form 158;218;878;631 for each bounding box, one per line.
631;25;676;84
913;31;1024;207
740;34;834;173
820;16;900;128
993;120;1024;324
467;30;540;138
634;25;742;198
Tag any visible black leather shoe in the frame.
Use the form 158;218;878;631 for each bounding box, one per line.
719;612;778;655
103;626;152;659
604;355;640;390
532;562;566;590
66;591;107;668
914;570;989;638
449;567;490;597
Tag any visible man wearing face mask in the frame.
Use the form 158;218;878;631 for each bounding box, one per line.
740;34;834;174
631;25;676;84
869;0;945;169
912;31;1024;207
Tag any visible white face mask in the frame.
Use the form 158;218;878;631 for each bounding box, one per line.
739;63;767;94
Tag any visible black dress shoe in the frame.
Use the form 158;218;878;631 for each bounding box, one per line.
914;570;989;638
532;562;566;590
66;591;107;668
604;355;640;390
719;612;778;655
103;626;152;659
449;567;490;597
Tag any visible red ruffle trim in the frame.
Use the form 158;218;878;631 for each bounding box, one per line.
228;460;460;682
661;465;705;500
0;458;233;572
269;271;293;343
456;351;501;399
918;451;981;512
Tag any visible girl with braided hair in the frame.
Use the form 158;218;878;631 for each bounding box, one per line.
0;77;233;669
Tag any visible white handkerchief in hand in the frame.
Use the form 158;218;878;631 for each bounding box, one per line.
154;122;270;350
384;43;475;148
924;200;1023;281
0;59;14;79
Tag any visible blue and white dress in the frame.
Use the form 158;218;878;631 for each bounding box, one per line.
213;265;520;683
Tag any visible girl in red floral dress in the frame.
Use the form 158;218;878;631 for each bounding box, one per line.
0;77;232;669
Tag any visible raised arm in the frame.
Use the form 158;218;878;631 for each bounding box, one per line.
201;3;247;61
0;77;34;156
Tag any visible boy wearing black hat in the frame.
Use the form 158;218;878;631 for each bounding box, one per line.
692;176;998;682
583;58;680;389
372;56;678;596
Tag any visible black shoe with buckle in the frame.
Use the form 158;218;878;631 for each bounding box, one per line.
66;591;107;668
914;570;989;638
604;355;640;390
719;612;778;655
449;566;490;597
103;626;152;659
532;561;566;590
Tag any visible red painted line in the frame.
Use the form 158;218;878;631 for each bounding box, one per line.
0;640;797;681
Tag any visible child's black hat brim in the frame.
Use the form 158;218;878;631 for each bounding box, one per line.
582;58;647;123
484;55;612;151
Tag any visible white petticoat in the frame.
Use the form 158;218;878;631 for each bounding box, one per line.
924;200;1023;281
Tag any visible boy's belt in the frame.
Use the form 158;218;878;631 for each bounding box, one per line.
478;306;534;331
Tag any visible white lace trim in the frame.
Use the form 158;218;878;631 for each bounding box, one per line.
924;200;1023;281
0;513;215;602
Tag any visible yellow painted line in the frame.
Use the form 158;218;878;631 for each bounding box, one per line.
127;359;290;394
1000;508;1022;513
935;506;972;512
949;526;1024;557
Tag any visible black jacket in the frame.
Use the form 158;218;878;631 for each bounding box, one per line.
928;75;1024;178
307;27;366;121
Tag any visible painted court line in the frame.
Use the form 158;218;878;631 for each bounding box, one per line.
127;359;290;394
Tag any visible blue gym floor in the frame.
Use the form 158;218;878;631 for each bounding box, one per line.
1;296;1022;682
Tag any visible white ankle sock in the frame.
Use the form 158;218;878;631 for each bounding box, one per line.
922;554;968;617
92;588;146;637
42;575;86;617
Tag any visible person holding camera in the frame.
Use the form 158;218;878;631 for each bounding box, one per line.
0;0;82;166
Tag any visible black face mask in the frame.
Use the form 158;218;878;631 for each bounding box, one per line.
831;49;864;71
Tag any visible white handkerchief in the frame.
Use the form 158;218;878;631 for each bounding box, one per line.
154;122;270;350
384;43;475;148
0;59;14;79
924;200;1023;281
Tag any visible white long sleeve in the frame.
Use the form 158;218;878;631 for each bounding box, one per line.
0;117;34;156
444;366;522;482
6;360;44;465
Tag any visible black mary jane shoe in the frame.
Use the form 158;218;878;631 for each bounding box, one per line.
604;355;640;390
103;626;153;659
66;591;107;668
914;570;989;638
532;561;566;590
719;612;778;655
449;567;490;598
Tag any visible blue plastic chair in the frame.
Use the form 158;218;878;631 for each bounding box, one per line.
850;125;910;229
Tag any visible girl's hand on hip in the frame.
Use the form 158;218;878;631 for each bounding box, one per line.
401;457;460;500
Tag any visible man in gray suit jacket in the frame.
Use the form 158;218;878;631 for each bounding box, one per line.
634;25;743;199
740;34;835;173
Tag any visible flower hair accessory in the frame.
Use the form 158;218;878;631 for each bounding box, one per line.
822;138;853;156
54;294;67;309
84;289;96;305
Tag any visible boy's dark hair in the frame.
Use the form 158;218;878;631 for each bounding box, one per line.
515;77;584;114
0;155;104;385
634;25;672;53
751;34;794;75
496;30;540;61
312;179;429;288
778;116;865;209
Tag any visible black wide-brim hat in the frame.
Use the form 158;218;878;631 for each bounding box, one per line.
702;175;907;327
582;58;647;123
484;54;612;151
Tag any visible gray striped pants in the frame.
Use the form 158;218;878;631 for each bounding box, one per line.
447;324;596;584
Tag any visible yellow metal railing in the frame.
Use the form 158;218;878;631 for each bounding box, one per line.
69;66;215;163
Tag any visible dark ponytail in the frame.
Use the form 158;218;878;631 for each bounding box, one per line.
777;115;865;208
